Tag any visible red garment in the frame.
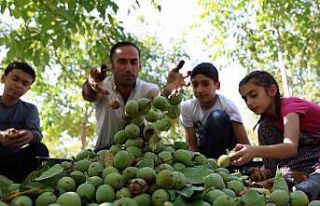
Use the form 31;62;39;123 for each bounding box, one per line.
274;97;320;135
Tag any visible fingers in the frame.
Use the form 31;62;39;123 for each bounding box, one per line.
177;60;185;69
171;60;185;72
168;89;178;98
3;135;29;147
6;128;17;136
90;66;108;82
232;155;249;166
168;87;183;98
100;64;108;73
252;169;265;182
251;168;269;182
88;75;110;96
233;144;244;151
252;171;263;182
183;71;191;79
12;137;28;147
229;147;248;166
261;168;272;179
260;170;268;181
228;150;238;160
90;67;99;79
14;130;28;138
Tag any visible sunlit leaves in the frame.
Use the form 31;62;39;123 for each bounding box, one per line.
0;0;132;156
0;0;184;157
197;0;320;101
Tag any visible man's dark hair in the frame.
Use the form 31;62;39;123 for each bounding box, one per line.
4;61;36;83
109;42;141;60
191;62;219;82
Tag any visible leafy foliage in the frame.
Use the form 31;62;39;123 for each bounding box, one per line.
197;0;320;102
0;1;185;156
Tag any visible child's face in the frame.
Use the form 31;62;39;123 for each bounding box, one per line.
191;74;220;105
239;82;276;115
1;68;33;99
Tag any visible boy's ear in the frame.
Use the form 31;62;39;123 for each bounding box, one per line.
1;74;4;83
216;81;221;89
268;84;278;96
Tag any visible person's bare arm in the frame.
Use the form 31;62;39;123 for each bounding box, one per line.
0;128;29;148
231;121;250;144
254;112;300;159
185;127;198;152
230;113;300;165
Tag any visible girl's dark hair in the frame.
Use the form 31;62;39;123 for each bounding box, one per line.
191;62;219;82
4;61;36;83
239;70;282;130
109;41;141;60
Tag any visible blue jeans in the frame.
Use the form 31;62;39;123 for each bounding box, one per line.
0;143;49;182
198;110;236;159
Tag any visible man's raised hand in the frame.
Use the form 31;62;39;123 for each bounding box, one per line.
88;64;110;96
163;60;191;97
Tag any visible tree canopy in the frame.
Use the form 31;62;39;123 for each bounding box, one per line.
0;0;185;156
1;0;320;156
197;0;320;102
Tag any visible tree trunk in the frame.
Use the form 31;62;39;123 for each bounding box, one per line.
276;27;292;97
80;106;93;149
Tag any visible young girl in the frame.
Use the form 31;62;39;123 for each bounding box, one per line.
180;62;249;159
231;70;320;199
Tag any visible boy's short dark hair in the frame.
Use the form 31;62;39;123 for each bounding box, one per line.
109;42;141;61
4;61;36;83
191;62;219;82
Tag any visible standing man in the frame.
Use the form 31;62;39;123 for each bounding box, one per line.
0;61;49;182
82;42;188;151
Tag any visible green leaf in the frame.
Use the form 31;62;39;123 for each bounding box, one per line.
240;190;266;206
68;0;76;12
177;185;205;198
0;175;14;196
167;189;176;201
107;13;114;25
111;2;119;13
174;195;204;206
34;164;64;181
177;187;194;198
82;0;94;12
181;165;213;184
0;1;7;14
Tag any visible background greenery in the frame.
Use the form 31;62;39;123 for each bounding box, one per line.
0;0;319;157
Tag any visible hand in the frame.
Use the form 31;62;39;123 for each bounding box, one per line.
0;128;16;146
250;167;272;182
0;129;33;148
13;130;34;147
229;144;256;166
4;128;18;138
163;60;191;97
87;64;110;95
